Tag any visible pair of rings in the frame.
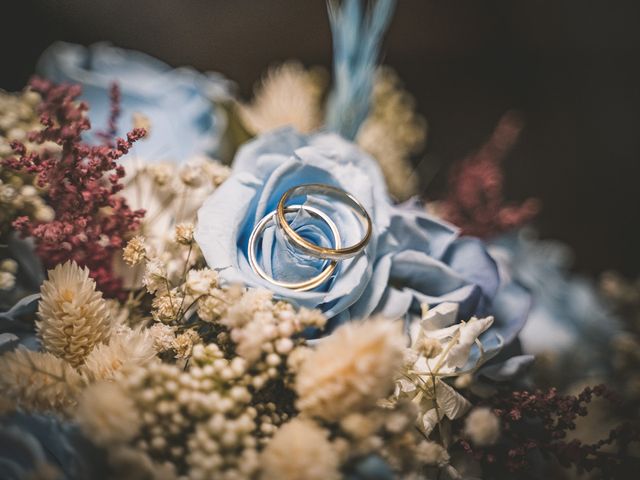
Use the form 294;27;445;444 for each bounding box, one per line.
248;184;372;292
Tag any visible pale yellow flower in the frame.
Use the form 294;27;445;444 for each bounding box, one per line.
239;62;326;135
123;236;147;266
37;261;112;367
0;348;83;413
295;317;405;422
260;419;339;480
82;327;157;382
76;381;141;446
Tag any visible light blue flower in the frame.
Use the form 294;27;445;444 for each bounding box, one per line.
196;128;528;340
489;228;620;375
36;42;232;162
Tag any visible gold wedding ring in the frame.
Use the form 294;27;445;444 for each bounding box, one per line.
276;184;372;261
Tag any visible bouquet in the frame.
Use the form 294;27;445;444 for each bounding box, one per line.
0;1;638;479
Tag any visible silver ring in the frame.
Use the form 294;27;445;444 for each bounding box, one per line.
248;204;342;292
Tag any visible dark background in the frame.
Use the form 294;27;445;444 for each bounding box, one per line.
3;0;640;276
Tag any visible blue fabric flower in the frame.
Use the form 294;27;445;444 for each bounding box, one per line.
196;128;527;340
36;42;232;162
489;228;620;375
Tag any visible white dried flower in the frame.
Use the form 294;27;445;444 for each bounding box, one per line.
132;112;151;133
203;160;231;187
296;318;405;422
196;290;228;322
147;163;173;187
82;327;157;381
185;268;218;296
174;223;195;245
142;259;167;294
179;160;204;187
415;440;450;467
239;62;325;135
171;329;201;359
76;381;141;446
223;289;272;329
260;418;339;480
151;289;181;323
148;323;176;352
356;67;426;201
37;261;112;367
0;348;83;413
464;407;501;447
0;270;15;290
123;236;147;266
0;258;18;274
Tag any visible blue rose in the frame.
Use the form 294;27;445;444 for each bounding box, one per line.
36;42;232;162
196;128;527;339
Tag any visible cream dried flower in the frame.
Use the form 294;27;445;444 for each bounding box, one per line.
415;440;450;467
464;407;501;446
185;268;218;296
142;259;168;294
0;348;83;413
0;258;18;273
151;289;182;323
239;61;326;135
76;381;141;446
82;328;157;382
174;223;195;245
37;261;112;367
148;323;176;352
0;270;15;290
171;329;201;359
123;236;147;266
356;67;427;201
296;318;405;422
260;418;339;480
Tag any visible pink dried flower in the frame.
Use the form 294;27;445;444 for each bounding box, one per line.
3;77;145;297
439;111;540;239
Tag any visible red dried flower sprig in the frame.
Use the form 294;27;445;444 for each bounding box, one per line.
439;111;540;239
459;385;639;478
3;77;145;297
95;82;121;145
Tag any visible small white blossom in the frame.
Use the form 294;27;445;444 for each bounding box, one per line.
464;407;501;446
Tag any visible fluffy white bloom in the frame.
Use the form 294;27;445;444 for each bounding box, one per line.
396;302;497;435
0;270;15;290
122;236;147;266
171;329;200;359
0;258;18;273
82;328;157;381
239;62;325;135
260;419;339;480
356;67;426;200
76;381;141;446
0;347;83;413
223;289;273;329
296;318;405;422
37;261;112;367
464;407;501;446
415;441;450;467
142;259;167;294
148;323;176;352
174;222;195;245
185;268;219;296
